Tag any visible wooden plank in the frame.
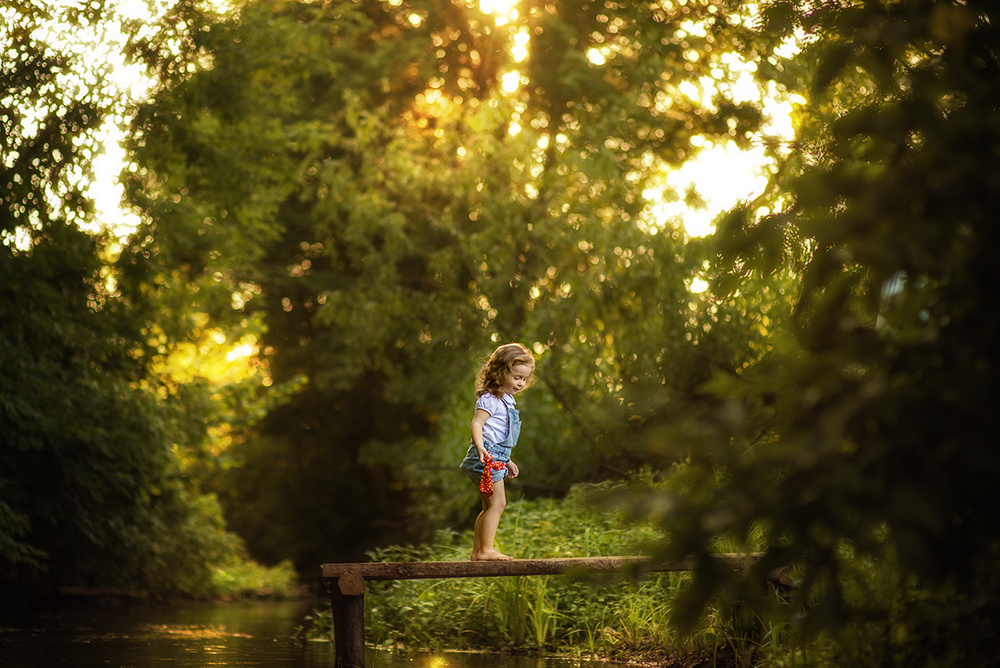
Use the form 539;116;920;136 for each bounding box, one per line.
322;553;763;582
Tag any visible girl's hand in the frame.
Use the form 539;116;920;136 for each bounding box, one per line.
476;446;488;464
507;461;519;478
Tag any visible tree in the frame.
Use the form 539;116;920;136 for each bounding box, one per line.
632;0;1000;659
124;0;789;570
1;0;248;597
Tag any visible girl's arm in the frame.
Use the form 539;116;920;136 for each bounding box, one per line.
470;409;491;463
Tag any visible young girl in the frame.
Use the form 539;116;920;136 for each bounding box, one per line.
459;343;535;561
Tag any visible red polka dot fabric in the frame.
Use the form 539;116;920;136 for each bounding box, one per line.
479;451;507;496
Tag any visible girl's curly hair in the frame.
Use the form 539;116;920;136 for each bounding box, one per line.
475;343;535;398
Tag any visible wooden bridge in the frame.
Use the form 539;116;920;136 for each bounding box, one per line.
321;553;773;668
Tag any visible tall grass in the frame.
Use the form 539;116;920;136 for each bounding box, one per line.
306;481;770;664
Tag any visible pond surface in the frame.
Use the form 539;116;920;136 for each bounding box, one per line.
0;599;610;668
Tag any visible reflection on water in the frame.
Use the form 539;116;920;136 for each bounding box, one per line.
0;599;609;668
374;652;608;668
0;599;333;667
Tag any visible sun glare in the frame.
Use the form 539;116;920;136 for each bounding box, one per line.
642;55;803;239
511;30;530;62
226;341;257;363
85;0;234;241
500;70;522;93
689;277;709;294
91;127;143;239
676;141;772;237
480;0;518;23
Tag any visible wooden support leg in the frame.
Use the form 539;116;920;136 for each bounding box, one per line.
330;572;367;668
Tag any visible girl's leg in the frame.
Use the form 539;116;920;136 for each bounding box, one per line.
472;494;488;557
471;478;512;561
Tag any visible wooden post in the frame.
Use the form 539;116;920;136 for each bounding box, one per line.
330;572;367;668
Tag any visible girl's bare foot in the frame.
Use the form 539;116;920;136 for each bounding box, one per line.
471;550;514;561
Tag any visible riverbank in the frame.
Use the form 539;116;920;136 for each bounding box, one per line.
2;556;303;606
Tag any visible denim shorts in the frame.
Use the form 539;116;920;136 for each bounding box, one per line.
459;440;512;484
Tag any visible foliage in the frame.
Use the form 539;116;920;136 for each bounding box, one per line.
622;0;1000;662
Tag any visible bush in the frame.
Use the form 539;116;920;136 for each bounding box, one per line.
208;558;299;598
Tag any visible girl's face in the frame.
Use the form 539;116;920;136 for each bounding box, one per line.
504;363;533;395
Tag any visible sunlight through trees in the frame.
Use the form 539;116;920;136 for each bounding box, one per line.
4;1;999;663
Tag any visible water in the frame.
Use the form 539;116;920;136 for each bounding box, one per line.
0;599;330;667
0;599;608;668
